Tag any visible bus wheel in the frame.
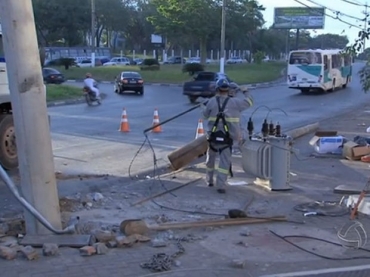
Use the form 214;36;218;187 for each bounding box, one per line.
300;88;309;94
342;77;349;88
328;80;336;92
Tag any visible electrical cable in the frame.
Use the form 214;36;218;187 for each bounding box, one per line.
305;0;366;21
294;0;364;29
269;230;370;260
265;108;288;120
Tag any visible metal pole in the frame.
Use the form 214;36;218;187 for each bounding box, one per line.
295;29;300;50
220;0;226;73
0;0;62;235
91;0;96;67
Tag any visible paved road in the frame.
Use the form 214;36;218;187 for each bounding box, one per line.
50;62;369;177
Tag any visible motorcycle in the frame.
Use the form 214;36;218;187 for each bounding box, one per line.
83;83;101;106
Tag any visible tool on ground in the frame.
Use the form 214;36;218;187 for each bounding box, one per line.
350;177;370;220
118;107;130;132
121;216;287;236
195;119;205;139
131;178;202;207
152;108;162;133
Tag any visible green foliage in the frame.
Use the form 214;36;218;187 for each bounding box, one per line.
140;65;160;71
347;30;370;92
253;51;265;64
142;59;160;66
182;63;205;76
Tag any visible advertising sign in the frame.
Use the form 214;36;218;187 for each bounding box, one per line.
273;7;325;29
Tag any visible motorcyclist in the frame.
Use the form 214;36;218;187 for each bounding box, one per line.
83;73;100;99
202;78;254;194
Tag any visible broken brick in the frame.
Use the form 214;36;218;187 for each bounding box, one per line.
80;246;96;256
0;246;17;260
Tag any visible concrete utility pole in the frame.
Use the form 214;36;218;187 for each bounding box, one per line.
220;0;226;73
0;0;62;235
91;0;96;67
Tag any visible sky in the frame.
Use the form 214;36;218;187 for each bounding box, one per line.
258;0;369;46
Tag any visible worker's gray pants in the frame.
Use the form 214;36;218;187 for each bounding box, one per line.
205;143;232;187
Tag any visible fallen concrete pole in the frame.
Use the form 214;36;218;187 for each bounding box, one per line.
286;122;319;140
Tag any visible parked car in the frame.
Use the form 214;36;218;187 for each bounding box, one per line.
163;56;186;64
42;67;65;84
226;56;245;64
76;59;102;67
186;57;212;64
103;57;130;66
182;71;241;103
114;71;144;95
133;58;144;65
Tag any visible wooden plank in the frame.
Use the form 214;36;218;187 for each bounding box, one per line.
19;234;92;248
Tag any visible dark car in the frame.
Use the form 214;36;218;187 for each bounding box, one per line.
182;71;240;103
42;67;65;84
114;71;144;95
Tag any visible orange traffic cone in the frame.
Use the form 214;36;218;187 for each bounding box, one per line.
195;119;205;139
118;108;130;132
152;108;162;133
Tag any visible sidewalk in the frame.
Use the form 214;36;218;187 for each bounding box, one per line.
2;103;370;277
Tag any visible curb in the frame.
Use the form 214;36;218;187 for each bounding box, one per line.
259;263;370;277
65;79;285;90
286;122;319;140
47;92;108;108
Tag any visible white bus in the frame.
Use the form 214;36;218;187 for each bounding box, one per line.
287;49;352;93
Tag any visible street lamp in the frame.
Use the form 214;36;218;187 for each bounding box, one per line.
91;0;96;67
220;0;226;73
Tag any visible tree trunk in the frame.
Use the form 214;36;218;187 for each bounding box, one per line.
199;37;207;64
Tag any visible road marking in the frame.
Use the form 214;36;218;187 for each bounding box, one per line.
259;264;370;277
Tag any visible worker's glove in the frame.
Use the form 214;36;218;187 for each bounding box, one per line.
245;94;254;107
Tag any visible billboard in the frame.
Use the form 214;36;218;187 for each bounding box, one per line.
273;7;325;29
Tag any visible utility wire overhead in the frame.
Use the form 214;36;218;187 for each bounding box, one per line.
340;0;368;7
305;0;365;21
294;0;363;30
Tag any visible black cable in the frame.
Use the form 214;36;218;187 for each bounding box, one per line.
145;133;177;198
306;0;366;21
128;137;150;180
294;0;364;29
250;105;272;118
265;108;288;120
270;230;370;260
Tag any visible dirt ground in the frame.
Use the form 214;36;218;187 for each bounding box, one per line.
2;104;370;276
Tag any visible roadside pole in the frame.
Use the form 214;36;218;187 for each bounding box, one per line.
0;0;62;235
220;0;226;73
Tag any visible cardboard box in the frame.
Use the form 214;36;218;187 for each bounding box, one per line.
342;141;370;160
309;131;344;154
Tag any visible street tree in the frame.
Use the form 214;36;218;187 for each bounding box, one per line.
309;34;349;50
147;0;219;63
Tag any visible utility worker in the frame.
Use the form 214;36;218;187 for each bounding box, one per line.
202;78;253;194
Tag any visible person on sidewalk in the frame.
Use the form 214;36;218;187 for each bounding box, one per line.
202;78;253;194
83;73;100;99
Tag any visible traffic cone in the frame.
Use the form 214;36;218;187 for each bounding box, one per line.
152;108;162;133
195;119;205;139
118;108;130;132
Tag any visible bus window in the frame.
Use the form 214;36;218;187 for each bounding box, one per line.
331;54;341;69
324;55;328;70
289;52;322;65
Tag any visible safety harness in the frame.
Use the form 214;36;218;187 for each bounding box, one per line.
207;96;234;177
